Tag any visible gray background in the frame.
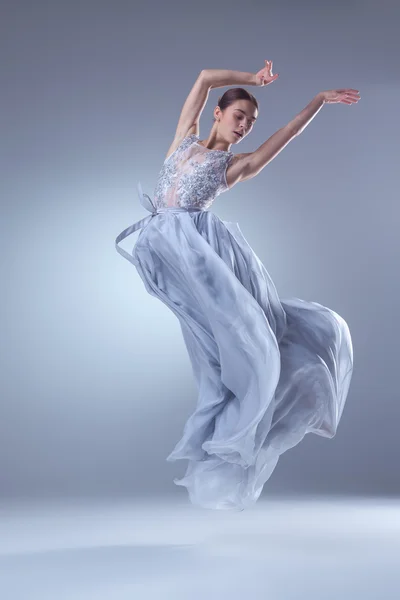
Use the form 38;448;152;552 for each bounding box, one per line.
1;0;398;500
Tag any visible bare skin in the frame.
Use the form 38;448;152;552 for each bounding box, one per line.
165;60;360;190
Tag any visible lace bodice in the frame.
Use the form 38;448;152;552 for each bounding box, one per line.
153;134;234;211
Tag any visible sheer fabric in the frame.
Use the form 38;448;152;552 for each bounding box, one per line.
115;134;353;510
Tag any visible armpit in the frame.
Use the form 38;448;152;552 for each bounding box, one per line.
225;153;252;190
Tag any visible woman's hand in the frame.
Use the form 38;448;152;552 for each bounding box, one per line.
255;60;279;87
319;89;361;105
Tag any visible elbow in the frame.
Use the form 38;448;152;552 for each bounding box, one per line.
200;70;212;88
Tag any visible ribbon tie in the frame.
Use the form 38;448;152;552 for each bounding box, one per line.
114;181;156;266
115;181;204;267
137;180;157;215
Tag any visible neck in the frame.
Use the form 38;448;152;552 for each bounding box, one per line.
199;130;231;152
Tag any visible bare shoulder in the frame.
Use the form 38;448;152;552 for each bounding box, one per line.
226;152;253;190
164;123;200;161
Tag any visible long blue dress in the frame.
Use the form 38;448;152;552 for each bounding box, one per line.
115;134;354;511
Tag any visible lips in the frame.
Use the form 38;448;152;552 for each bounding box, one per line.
234;131;243;138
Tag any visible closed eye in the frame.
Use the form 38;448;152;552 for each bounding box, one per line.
236;115;254;130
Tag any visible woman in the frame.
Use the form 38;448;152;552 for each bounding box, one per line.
115;60;359;511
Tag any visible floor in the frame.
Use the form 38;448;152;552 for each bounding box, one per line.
0;495;399;599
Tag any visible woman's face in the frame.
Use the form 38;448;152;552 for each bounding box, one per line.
221;100;258;144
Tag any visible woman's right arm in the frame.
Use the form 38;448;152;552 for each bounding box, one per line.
173;71;212;140
202;69;257;89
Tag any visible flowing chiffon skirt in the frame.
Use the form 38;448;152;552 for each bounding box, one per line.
116;188;353;511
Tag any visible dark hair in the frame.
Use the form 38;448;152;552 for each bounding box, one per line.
213;87;259;122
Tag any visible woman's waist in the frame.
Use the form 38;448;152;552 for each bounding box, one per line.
155;205;207;213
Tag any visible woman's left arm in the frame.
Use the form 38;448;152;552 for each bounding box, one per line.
240;88;359;181
236;95;325;183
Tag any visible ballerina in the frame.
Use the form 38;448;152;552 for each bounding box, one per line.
115;60;359;511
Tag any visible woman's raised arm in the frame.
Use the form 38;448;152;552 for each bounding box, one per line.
172;61;278;143
172;71;212;141
203;69;257;89
237;89;360;183
203;61;279;89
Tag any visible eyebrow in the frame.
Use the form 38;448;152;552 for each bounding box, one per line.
235;109;257;121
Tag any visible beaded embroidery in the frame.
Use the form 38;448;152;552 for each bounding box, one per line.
153;134;234;210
